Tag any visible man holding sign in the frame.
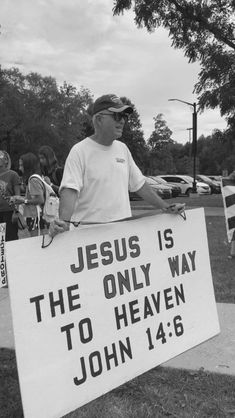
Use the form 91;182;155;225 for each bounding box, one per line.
50;94;184;238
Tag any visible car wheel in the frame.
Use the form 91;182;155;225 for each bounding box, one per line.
186;188;192;196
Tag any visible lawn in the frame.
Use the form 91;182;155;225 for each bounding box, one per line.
1;193;234;418
1;348;235;418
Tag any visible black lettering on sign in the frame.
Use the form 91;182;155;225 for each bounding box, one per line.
70;247;84;273
100;241;113;265
30;294;45;323
157;229;174;251
61;322;75;351
86;244;99;270
49;289;65;318
114;304;128;330
61;318;93;351
168;251;196;278
30;285;82;323
73;337;132;386
103;263;151;300
129;236;140;258
70;236;141;273
67;284;81;311
114;284;185;329
114;238;127;261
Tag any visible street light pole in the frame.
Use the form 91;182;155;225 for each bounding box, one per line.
168;98;197;193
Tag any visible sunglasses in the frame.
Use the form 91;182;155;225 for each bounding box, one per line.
99;112;129;122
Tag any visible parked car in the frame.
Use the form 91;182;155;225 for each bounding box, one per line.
129;191;142;201
129;177;172;200
208;175;222;182
145;176;172;199
151;176;181;197
196;174;221;194
158;175;210;196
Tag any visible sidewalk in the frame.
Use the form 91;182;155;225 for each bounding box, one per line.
0;286;234;376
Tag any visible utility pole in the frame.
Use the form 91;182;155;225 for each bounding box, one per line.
169;99;197;193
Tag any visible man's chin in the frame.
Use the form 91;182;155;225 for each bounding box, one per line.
115;130;123;139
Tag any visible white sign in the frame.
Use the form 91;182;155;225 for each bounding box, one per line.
6;208;220;418
0;223;7;288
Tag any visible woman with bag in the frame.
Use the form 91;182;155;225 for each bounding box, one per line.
38;145;63;196
12;153;47;236
0;151;21;241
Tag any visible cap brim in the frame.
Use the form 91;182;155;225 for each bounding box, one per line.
108;105;133;114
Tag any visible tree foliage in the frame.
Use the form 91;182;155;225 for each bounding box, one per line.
1;65;235;176
113;0;235;122
147;113;175;173
119;96;149;172
0;67;93;166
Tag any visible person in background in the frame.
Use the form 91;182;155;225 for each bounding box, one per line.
0;151;21;241
12;153;46;235
50;94;185;238
38;145;63;196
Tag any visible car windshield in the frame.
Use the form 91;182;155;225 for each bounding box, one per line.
199;175;210;182
150;177;162;184
183;175;194;182
146;177;158;185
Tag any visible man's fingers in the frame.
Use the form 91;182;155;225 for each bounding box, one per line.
49;219;69;238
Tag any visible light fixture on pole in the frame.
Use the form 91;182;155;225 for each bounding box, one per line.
168;98;197;193
186;127;193;143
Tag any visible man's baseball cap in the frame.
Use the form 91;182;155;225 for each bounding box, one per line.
92;94;133;115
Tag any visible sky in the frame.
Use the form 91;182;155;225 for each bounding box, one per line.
0;0;228;144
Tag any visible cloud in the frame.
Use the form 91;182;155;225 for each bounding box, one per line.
0;0;227;142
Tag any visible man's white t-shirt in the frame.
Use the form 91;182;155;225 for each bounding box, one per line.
60;137;145;223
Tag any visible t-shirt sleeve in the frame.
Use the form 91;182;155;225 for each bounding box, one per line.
29;178;44;199
126;147;145;192
59;146;83;193
11;171;21;186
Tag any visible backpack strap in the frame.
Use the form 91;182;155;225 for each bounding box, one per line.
28;175;47;235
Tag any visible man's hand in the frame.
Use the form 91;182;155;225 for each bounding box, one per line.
163;203;186;214
49;219;70;238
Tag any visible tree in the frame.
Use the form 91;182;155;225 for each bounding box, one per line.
119;96;149;172
0;67;93;165
148;113;173;151
147;113;175;173
113;1;235;121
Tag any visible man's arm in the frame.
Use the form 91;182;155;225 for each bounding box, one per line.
49;188;77;237
59;188;77;220
136;181;185;214
136;181;169;210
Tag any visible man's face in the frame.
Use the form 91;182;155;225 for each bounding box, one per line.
98;111;127;141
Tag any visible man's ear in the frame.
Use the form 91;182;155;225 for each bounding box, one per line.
96;114;103;126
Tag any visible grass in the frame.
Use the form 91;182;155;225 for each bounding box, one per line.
1;193;234;418
1;349;235;418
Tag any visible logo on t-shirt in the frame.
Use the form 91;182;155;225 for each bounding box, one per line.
116;158;125;163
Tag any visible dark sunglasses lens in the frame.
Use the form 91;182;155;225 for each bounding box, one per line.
114;113;128;122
